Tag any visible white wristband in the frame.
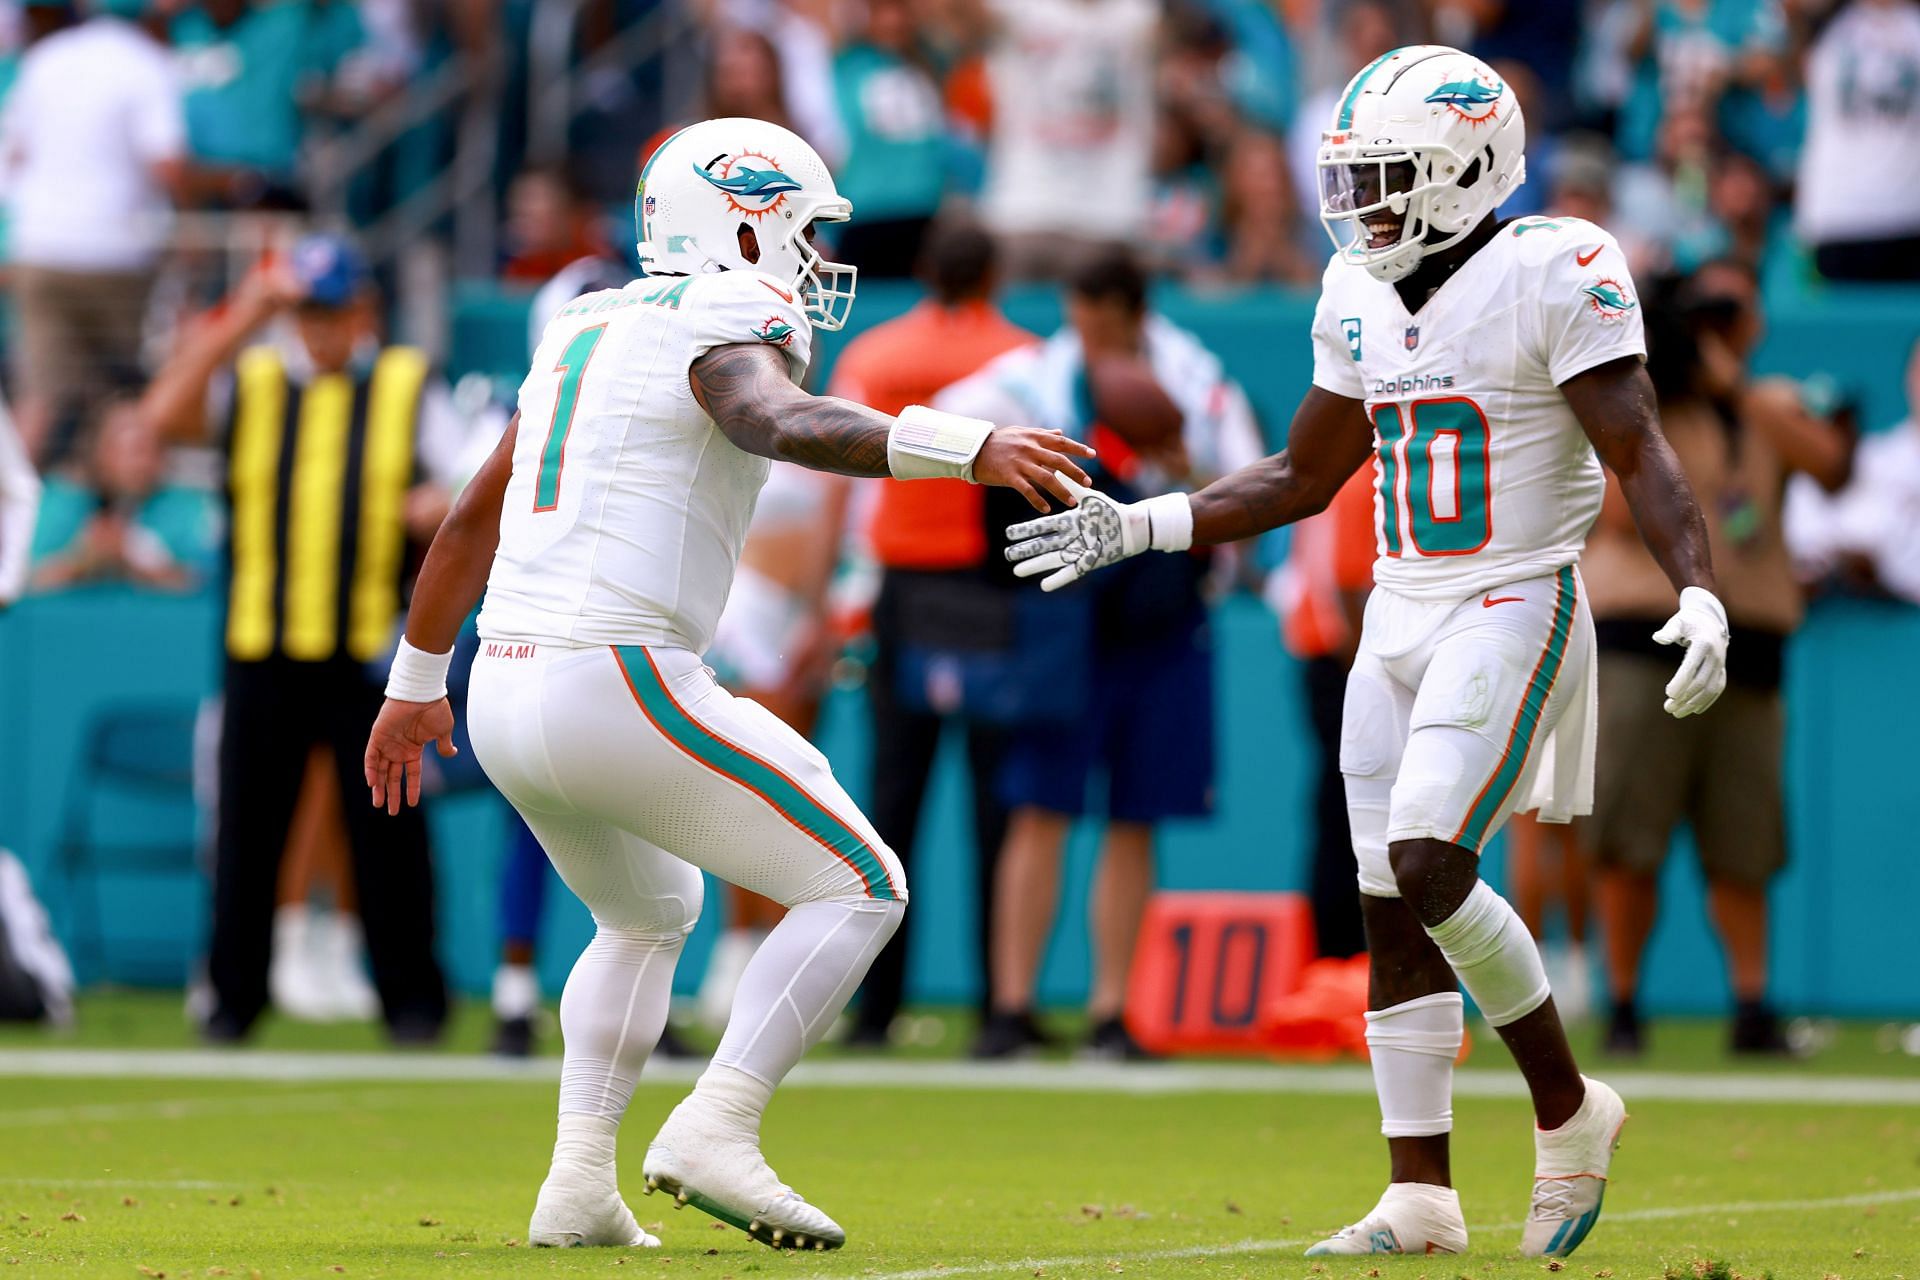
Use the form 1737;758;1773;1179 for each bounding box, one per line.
1678;585;1727;628
889;405;995;482
1142;492;1194;552
385;637;453;703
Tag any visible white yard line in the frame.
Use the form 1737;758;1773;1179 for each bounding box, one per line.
862;1188;1920;1280
0;1087;449;1128
0;1048;1917;1106
0;1177;229;1190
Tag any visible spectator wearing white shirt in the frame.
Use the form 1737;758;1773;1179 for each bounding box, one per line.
1796;0;1920;281
1788;338;1920;603
976;0;1159;279
0;0;186;460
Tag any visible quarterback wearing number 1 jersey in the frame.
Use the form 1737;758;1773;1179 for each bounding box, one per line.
1003;46;1729;1263
361;118;1092;1258
478;267;814;655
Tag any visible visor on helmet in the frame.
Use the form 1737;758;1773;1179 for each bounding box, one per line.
1319;157;1420;251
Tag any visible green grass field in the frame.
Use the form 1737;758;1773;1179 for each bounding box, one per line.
3;997;1918;1280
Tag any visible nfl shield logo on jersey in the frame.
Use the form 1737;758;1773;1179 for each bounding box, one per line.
1405;325;1420;351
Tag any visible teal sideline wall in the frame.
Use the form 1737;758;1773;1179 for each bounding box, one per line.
2;279;1916;1018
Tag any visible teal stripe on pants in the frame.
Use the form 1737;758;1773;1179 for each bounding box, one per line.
612;646;897;900
1453;565;1577;851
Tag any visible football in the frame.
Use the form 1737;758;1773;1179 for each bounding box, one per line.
1085;353;1184;448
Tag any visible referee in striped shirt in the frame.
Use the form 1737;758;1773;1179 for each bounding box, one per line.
144;236;462;1042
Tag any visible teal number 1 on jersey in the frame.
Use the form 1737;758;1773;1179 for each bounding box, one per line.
1373;396;1492;556
534;323;609;512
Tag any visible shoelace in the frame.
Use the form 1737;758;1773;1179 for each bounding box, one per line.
1530;1178;1580;1219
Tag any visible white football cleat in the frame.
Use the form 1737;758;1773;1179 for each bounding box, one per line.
528;1164;658;1248
1521;1075;1628;1258
1304;1182;1468;1256
642;1098;845;1251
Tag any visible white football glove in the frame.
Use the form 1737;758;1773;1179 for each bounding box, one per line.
1652;585;1730;718
1003;472;1193;592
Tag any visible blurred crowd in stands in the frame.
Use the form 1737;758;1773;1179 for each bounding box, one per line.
0;0;1918;1052
2;0;1915;593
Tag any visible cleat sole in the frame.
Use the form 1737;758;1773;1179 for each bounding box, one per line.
639;1171;843;1252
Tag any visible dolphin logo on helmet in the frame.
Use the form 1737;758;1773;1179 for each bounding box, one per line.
697;162;806;215
1424;78;1504;124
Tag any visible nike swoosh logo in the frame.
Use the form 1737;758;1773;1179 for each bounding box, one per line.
759;280;795;303
1575;246;1602;267
1483;595;1524;607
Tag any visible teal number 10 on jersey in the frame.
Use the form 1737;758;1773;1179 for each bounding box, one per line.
534;323;609;512
1372;396;1492;556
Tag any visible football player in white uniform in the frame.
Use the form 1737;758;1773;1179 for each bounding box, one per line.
1004;48;1729;1259
362;118;1093;1253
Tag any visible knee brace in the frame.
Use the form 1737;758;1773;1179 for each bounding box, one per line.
1344;772;1399;899
1423;880;1549;1027
1365;991;1464;1137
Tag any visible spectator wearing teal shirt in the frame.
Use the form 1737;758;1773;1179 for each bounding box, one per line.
1617;0;1792;169
1193;0;1295;133
30;400;216;594
826;0;947;278
171;0;363;207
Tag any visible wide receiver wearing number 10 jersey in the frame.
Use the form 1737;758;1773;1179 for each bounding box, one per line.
1006;46;1731;1261
1312;213;1626;602
362;117;1092;1257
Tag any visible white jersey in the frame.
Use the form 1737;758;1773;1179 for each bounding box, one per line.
477;269;814;654
1795;0;1920;244
1310;216;1646;602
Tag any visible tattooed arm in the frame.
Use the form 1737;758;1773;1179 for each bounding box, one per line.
1186;385;1376;544
689;343;1096;511
691;342;895;475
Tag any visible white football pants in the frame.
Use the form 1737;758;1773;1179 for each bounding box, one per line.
468;641;905;1116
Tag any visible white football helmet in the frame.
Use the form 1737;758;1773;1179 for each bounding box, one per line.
635;117;858;330
1317;45;1526;283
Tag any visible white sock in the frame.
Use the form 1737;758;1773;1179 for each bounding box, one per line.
708;898;904;1094
494;963;541;1019
1424;881;1551;1027
1365;992;1463;1137
556;925;687;1118
549;1111;620;1170
687;1062;777;1137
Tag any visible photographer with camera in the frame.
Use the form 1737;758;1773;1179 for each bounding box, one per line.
1581;259;1852;1057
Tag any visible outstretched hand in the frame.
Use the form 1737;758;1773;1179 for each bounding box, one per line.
972;427;1097;512
1005;473;1152;591
363;696;458;815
